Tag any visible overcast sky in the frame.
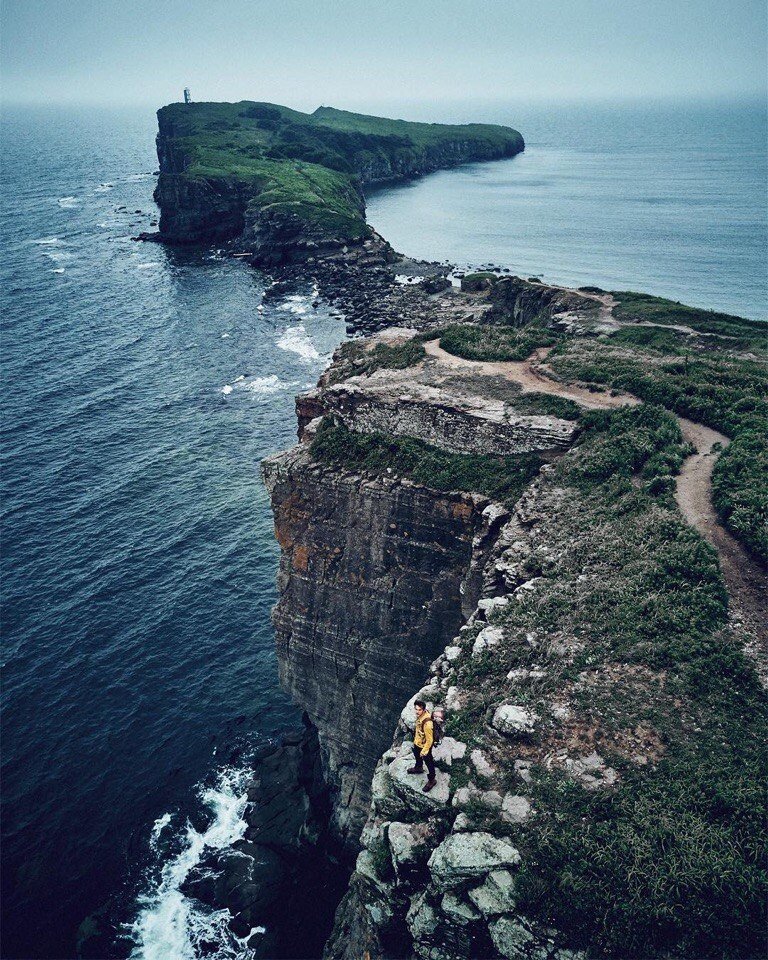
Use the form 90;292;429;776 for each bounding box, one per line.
2;0;766;108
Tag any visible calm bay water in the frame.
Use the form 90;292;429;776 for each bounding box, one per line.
367;98;767;320
1;98;765;960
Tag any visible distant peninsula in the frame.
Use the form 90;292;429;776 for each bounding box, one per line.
152;100;524;262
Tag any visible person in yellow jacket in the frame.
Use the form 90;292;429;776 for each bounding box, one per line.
407;699;437;792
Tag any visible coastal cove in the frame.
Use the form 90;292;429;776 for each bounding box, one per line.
1;99;766;960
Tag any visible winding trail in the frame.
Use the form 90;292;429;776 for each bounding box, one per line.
423;339;768;681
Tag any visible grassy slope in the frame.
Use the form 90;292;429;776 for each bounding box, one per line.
432;406;766;957
156;100;523;240
434;292;767;562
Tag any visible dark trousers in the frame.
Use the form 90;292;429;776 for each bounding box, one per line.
412;745;436;779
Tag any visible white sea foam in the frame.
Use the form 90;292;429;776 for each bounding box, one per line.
281;294;309;316
221;333;231;339
395;274;424;285
129;766;261;960
51;268;65;274
57;196;80;208
221;385;234;395
137;263;159;270
276;325;320;362
150;813;172;852
243;375;284;397
31;237;62;245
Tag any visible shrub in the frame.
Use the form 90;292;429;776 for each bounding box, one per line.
436;323;559;362
309;418;542;507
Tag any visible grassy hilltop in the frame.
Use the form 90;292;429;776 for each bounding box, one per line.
153;101;524;247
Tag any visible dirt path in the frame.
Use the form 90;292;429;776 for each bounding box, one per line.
424;339;767;680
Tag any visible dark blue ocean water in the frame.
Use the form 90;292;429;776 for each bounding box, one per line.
1;99;765;960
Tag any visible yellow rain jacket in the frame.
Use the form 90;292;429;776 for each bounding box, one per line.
414;711;434;757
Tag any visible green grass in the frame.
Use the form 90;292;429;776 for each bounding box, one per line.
517;738;766;959
548;340;768;561
433;323;560;362
309;418;543;507
326;340;426;384
611;291;766;347
711;430;768;561
509;393;583;420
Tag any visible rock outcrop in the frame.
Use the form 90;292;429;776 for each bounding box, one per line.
152;101;524;261
300;367;577;456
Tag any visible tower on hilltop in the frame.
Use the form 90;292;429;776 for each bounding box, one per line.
183;87;192;104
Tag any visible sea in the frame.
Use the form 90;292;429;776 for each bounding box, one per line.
1;97;765;960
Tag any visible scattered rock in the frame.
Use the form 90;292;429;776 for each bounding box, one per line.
468;869;517;916
489;915;535;956
501;794;532;824
491;703;539;736
470;748;496;779
472;625;504;658
428;832;521;890
441;892;481;925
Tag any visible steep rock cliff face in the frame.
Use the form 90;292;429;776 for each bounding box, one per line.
486;276;606;330
354;137;523;187
262;444;507;850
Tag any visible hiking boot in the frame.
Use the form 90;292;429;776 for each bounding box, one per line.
407;765;423;775
422;778;437;792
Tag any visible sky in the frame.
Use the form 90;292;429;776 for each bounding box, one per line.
2;0;766;108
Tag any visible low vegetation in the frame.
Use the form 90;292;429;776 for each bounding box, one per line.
438;403;766;958
431;322;560;362
326;340;426;384
309;418;543;507
611;290;766;347
547;337;767;560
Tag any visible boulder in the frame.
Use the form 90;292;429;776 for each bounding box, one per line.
388;821;433;876
428;832;521;890
388;755;451;809
406;891;439;942
472;625;504;659
468;869;517;916
489;915;535;957
441;892;481;925
433;736;467;767
470;748;496;779
501;794;532;824
492;703;539;736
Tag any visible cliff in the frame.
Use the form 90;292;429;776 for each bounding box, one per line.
151;101;524;261
262;278;766;959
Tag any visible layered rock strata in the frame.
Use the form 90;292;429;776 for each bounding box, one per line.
262;444;507;850
299;371;577;456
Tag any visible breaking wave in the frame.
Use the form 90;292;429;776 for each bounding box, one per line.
276;325;320;362
128;766;264;960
